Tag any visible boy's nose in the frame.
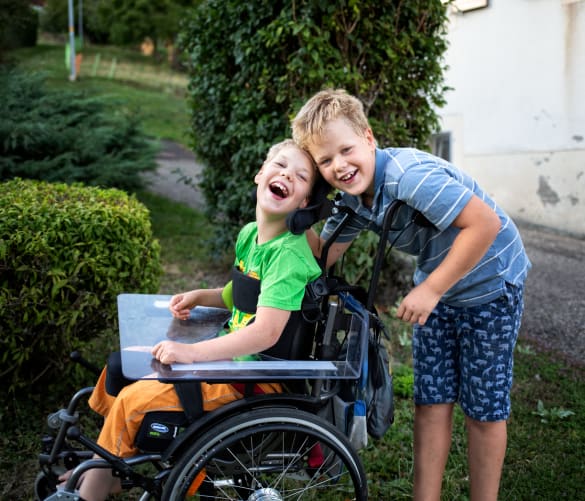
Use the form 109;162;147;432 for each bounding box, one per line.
280;171;292;180
333;155;346;171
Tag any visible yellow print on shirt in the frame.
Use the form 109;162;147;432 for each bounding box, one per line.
231;260;259;331
230;309;255;331
238;260;260;280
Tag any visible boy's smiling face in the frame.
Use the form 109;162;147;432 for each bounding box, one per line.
308;118;376;200
254;145;315;217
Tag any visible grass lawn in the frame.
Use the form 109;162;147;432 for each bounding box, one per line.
11;41;191;146
3;41;585;501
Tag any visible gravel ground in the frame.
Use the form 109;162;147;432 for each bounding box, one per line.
517;224;585;366
149;141;585;367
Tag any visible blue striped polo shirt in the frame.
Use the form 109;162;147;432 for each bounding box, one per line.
321;147;531;306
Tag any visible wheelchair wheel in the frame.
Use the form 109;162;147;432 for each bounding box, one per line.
34;471;57;501
162;407;367;500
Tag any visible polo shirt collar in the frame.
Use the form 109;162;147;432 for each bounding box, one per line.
366;148;386;212
374;148;385;193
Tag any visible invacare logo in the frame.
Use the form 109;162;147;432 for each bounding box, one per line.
150;423;170;434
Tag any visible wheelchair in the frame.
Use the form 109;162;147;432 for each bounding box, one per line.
35;197;411;501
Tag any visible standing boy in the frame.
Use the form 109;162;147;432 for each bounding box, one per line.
66;139;326;501
292;89;531;501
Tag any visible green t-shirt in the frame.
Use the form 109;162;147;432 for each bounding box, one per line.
225;222;322;360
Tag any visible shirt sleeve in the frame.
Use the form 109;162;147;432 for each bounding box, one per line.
397;162;474;232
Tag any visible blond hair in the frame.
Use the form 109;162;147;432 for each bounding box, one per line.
264;138;316;171
264;138;318;172
291;89;370;149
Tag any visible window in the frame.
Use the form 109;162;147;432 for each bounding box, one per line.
443;0;489;13
431;132;451;162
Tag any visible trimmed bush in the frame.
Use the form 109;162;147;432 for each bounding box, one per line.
0;179;162;394
0;68;158;191
181;0;449;251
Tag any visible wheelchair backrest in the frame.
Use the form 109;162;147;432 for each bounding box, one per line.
231;266;317;362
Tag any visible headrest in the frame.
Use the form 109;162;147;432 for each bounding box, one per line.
286;198;334;235
286;177;333;234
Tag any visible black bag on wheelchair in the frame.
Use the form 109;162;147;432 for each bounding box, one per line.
365;327;394;439
333;293;394;447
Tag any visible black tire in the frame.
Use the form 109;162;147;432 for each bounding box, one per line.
162;407;367;500
34;471;56;501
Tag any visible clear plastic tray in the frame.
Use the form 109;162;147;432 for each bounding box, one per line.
118;294;365;382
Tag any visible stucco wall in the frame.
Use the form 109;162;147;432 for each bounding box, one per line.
439;0;585;236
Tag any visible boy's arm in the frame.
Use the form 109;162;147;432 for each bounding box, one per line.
306;228;352;268
169;287;225;320
152;306;291;364
397;195;501;326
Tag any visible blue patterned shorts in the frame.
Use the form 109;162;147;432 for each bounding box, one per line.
412;284;524;422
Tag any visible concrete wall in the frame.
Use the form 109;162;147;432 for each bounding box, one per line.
439;0;585;236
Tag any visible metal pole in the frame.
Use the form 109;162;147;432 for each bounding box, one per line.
78;0;83;47
68;0;76;81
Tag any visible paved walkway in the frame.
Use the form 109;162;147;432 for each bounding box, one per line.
148;141;585;367
144;140;205;209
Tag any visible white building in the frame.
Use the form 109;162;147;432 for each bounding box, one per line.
437;0;585;237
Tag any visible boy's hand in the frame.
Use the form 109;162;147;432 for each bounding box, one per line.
169;291;198;320
396;283;442;326
152;340;194;364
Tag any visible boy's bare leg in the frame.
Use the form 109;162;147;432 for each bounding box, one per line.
466;417;506;501
413;403;454;501
78;466;122;501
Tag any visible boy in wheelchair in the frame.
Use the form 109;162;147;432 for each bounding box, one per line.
59;139;329;500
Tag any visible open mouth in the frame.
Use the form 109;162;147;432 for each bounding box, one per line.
269;181;289;199
339;169;357;183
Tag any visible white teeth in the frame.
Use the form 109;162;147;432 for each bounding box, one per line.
340;171;355;182
269;181;289;197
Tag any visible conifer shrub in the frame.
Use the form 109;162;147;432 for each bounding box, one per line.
0;179;162;394
0;68;157;191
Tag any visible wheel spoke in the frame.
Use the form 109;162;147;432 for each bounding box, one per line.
162;408;367;500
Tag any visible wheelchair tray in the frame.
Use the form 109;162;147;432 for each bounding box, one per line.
118;294;363;382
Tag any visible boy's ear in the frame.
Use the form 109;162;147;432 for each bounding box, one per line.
365;127;376;147
254;169;262;184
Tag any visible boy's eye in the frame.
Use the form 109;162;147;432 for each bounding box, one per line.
342;147;352;155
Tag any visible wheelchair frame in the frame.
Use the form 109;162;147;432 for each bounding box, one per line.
35;198;408;501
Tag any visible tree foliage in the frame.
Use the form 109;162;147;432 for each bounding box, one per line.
0;0;38;56
0;68;157;191
40;0;110;44
181;0;450;251
100;0;196;47
41;0;199;47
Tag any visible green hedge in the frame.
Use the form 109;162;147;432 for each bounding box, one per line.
181;0;449;251
0;179;162;394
